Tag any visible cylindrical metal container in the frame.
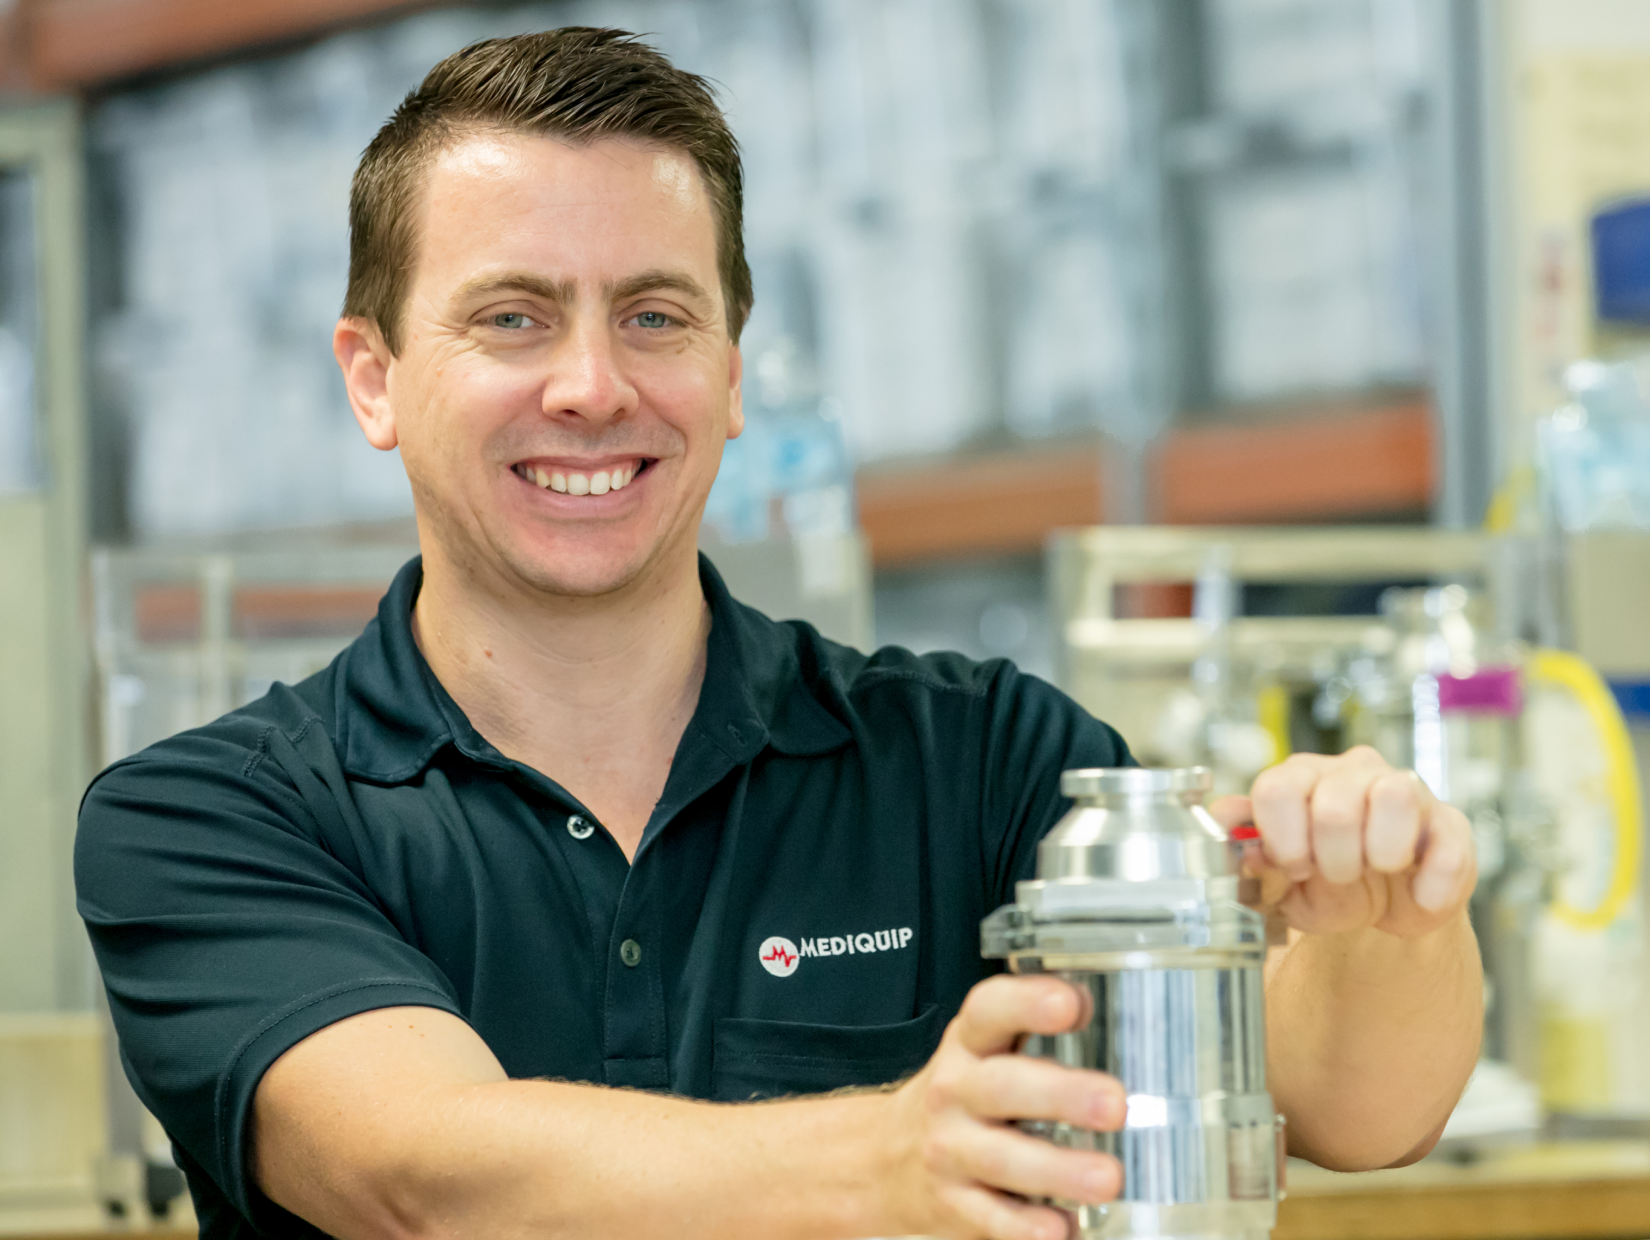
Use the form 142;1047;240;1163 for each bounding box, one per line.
981;767;1282;1239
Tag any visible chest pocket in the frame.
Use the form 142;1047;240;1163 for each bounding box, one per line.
711;1004;944;1101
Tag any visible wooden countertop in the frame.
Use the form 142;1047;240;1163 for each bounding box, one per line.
1277;1140;1650;1240
4;1141;1647;1239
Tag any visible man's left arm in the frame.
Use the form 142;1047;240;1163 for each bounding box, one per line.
1211;746;1484;1172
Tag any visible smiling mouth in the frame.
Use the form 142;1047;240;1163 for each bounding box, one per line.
511;458;651;497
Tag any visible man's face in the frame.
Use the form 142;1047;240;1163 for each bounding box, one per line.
363;132;742;598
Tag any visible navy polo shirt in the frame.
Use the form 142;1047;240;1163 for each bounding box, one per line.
76;555;1131;1238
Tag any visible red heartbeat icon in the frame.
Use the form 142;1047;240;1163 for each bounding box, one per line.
762;943;797;968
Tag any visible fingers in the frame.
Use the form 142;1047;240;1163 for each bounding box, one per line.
941;1183;1075;1240
1245;746;1478;934
1249;754;1322;881
1366;769;1427;874
1305;747;1389;884
913;975;1123;1239
929;1120;1120;1212
952;975;1089;1057
948;1053;1125;1130
1252;746;1420;885
1412;799;1474;913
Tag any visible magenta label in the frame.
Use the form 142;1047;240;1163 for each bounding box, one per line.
1436;667;1523;716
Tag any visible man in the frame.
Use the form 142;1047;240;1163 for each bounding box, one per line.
77;28;1481;1240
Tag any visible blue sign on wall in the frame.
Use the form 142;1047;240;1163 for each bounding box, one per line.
1593;197;1650;323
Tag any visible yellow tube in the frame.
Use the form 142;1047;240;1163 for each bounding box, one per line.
1526;649;1644;931
1257;681;1291;762
1484;465;1536;535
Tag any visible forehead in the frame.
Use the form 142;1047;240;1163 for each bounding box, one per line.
412;131;717;290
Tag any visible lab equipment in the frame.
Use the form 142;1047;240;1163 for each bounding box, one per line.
982;766;1281;1240
1538;359;1650;534
1051;524;1650;1125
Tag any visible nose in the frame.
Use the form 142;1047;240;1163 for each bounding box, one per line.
542;315;636;427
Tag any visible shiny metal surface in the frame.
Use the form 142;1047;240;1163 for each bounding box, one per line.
982;767;1280;1239
1037;767;1231;884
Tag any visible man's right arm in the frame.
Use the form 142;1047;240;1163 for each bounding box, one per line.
253;977;1123;1240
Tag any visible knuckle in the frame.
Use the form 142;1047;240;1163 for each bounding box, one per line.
924;1126;964;1176
974;1054;1019;1099
1257;760;1314;800
1310;787;1361;833
1372;770;1421;812
929;1057;975;1110
1438;801;1472;836
1429;837;1468;872
1248;767;1286;800
978;1140;1014;1185
960;978;1000;1019
925;1075;959;1116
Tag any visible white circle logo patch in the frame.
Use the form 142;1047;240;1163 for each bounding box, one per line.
758;935;800;977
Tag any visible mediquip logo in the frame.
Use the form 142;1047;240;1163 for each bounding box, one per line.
758;936;801;977
757;927;914;978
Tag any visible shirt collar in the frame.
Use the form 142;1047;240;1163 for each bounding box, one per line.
334;553;851;784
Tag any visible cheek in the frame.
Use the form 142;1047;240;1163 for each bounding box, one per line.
397;356;535;456
638;354;731;444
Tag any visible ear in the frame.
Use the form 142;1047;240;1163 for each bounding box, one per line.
335;317;398;451
725;343;744;441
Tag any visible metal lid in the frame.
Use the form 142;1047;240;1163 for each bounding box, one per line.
1037;766;1230;883
1060;767;1213;801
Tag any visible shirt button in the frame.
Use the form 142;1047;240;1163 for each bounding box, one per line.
566;814;594;840
619;938;643;967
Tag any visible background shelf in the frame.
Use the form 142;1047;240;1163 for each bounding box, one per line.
857;394;1434;569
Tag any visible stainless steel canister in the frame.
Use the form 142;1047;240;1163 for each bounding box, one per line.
980;767;1282;1239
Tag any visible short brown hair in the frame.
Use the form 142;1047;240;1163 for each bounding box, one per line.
344;27;752;353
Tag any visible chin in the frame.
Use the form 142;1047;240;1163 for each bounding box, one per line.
497;534;667;600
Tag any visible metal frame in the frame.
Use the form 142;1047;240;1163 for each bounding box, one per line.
1421;0;1518;528
0;98;101;1208
1050;523;1492;673
0;98;90;1015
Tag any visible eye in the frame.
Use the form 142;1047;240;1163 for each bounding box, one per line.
631;310;677;330
490;312;537;330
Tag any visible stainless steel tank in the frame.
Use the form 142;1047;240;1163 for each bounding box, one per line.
981;767;1282;1239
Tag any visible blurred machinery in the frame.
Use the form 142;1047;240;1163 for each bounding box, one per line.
1050;524;1648;1134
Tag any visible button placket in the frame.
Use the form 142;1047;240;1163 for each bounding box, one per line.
565;814;594;840
619;938;642;967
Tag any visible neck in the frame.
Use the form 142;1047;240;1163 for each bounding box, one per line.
411;536;711;858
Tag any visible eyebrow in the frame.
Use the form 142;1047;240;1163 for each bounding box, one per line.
606;268;714;310
453;273;575;306
452;269;714;312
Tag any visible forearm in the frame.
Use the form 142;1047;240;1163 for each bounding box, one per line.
271;1077;906;1240
254;1007;923;1240
1265;911;1482;1170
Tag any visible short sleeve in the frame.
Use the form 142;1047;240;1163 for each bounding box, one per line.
977;662;1135;901
75;724;464;1224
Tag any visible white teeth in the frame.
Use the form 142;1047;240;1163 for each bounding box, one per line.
529;463;638;496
